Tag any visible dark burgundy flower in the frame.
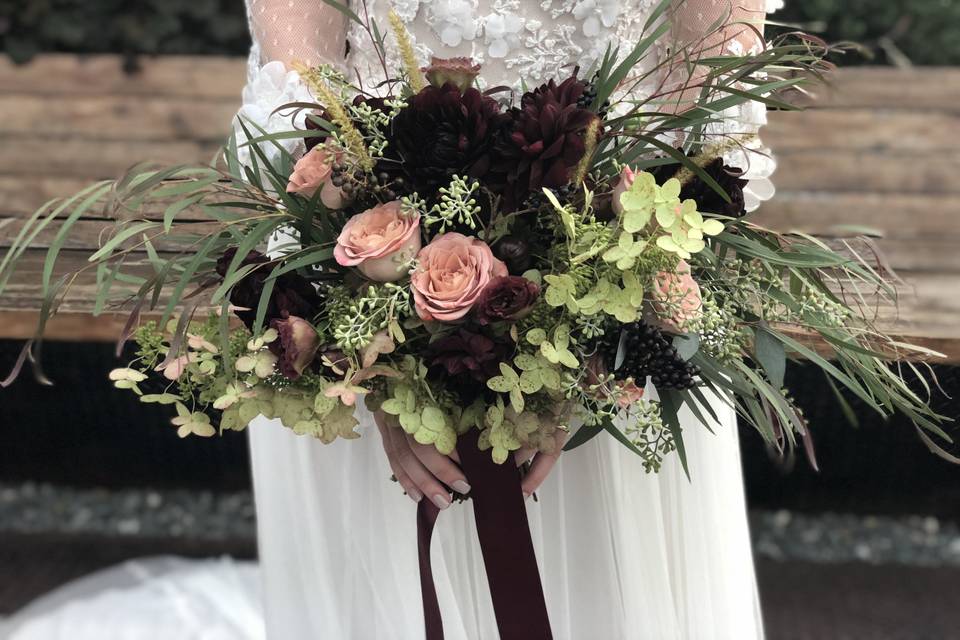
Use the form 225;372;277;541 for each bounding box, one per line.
474;276;539;325
493;73;598;209
387;83;505;194
216;248;320;329
421;56;482;92
269;313;320;380
427;329;513;383
493;235;532;274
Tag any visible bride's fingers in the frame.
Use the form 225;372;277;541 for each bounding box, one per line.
374;412;423;503
390;459;422;503
407;434;471;495
519;432;569;498
388;427;453;510
514;446;537;467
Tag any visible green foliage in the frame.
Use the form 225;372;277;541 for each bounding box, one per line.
1;0;250;65
776;0;960;66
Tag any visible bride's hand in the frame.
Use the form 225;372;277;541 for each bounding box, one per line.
375;410;568;505
515;431;568;500
374;410;471;509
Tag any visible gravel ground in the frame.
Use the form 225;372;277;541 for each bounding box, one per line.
4;482;960;568
0;483;256;540
750;510;960;567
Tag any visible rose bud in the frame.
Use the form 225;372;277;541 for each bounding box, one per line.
494;235;532;274
651;259;703;334
611;165;637;217
421;56;482;92
334;201;422;282
270;314;321;380
286;144;348;210
474;276;540;325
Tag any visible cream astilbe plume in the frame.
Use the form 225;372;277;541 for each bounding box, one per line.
388;10;426;92
293;62;374;171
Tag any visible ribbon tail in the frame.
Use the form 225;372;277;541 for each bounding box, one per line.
457;430;553;640
418;498;444;640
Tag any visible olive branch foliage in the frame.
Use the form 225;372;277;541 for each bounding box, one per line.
0;0;952;468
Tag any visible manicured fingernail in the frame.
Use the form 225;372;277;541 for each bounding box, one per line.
407;488;423;502
432;493;451;510
523;491;531;501
452;480;471;494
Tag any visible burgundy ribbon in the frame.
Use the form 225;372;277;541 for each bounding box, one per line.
417;430;553;640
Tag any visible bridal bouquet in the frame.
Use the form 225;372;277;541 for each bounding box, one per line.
2;4;952;476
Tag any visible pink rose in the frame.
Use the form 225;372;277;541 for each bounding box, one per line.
652;260;703;333
411;232;508;322
334;201;422;282
584;354;645;409
611;165;637;216
286;145;347;209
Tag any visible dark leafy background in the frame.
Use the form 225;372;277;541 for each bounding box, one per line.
1;0;958;66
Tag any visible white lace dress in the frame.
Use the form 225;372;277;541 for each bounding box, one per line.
248;1;772;638
3;2;780;639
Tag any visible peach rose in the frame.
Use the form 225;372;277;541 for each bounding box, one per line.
652;259;703;333
334;201;422;282
584;354;645;409
611;165;637;216
411;232;508;322
286;145;346;209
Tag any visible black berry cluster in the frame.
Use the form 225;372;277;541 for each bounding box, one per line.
329;165;407;203
597;321;700;391
576;81;611;117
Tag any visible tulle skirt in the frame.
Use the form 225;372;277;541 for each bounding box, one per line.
250;390;763;639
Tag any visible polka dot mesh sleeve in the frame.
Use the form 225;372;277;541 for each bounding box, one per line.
246;0;349;69
664;0;768;112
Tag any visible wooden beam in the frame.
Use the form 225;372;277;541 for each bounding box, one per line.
0;55;246;100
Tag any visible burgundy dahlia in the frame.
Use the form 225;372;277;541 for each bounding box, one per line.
216;248;320;329
494;74;598;209
474;276;540;325
387;83;504;194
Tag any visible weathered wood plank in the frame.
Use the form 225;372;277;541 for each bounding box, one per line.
0;95;238;142
772;150;960;194
0;138;222;178
764;109;960;152
757;192;960;239
796;67;960;112
0;176;233;221
0;55;246;100
0;218;223;252
0;310;152;342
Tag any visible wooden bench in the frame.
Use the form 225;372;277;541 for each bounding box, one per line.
0;55;958;360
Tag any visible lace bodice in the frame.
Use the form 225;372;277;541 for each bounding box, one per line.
240;0;783;209
347;0;658;89
247;0;779;89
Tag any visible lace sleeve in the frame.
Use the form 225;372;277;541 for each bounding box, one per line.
667;0;777;211
247;0;349;69
235;1;350;171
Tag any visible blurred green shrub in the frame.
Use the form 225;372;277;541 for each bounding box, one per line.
0;0;249;64
1;0;958;66
776;0;960;66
